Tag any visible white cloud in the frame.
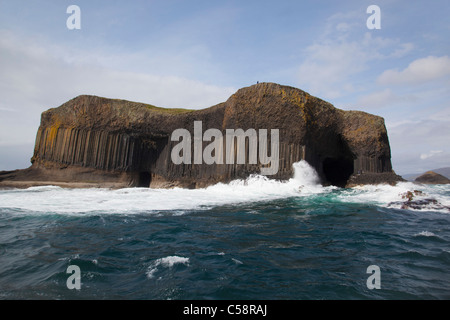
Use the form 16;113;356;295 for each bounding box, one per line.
352;88;417;110
388;119;450;174
377;56;450;86
429;106;450;122
296;12;414;100
386;119;420;129
390;43;415;59
420;150;443;160
298;41;365;99
0;30;235;109
354;89;394;109
0;29;236;145
0;29;236;169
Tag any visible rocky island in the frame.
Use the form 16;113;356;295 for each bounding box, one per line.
415;171;450;185
0;83;403;189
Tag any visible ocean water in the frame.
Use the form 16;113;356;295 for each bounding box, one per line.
0;161;449;300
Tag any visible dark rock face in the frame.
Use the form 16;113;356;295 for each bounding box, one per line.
0;83;402;188
415;171;450;184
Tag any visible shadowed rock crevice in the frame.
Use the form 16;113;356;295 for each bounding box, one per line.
323;157;354;187
138;172;151;188
0;83;403;189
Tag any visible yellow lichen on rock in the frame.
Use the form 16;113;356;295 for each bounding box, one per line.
278;87;311;124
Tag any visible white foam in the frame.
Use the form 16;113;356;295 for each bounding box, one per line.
338;181;450;213
291;160;321;186
1;161;448;215
338;182;416;204
158;256;190;268
0;161;325;215
146;256;190;279
415;231;437;237
341;182;442;203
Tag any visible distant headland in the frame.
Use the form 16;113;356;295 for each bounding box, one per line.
415;171;450;185
0;82;404;189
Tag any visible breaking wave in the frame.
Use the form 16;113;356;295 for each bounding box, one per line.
0;160;449;215
146;256;190;279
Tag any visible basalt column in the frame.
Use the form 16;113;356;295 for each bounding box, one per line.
2;83;403;189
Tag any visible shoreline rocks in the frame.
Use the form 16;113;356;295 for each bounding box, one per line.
388;190;450;211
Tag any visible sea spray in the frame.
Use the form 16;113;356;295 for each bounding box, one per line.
339;181;450;212
291;160;321;186
0;161;322;215
1;161;448;215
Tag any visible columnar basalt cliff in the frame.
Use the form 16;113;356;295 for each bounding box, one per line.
0;83;403;189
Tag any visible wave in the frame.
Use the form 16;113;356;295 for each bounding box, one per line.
413;231;446;242
146;256;190;279
0;161;449;215
415;231;437;237
0;161;324;215
339;182;450;213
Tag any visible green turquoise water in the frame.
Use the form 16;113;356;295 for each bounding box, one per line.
1;164;449;299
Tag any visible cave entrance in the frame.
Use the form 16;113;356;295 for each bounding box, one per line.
323;157;354;187
138;172;151;187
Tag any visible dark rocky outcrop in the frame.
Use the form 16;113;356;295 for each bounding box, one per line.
388;198;450;211
387;190;450;211
0;83;403;189
415;171;450;185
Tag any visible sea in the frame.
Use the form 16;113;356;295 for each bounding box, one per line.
0;161;449;300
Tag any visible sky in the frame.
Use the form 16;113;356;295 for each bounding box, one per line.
0;0;449;175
